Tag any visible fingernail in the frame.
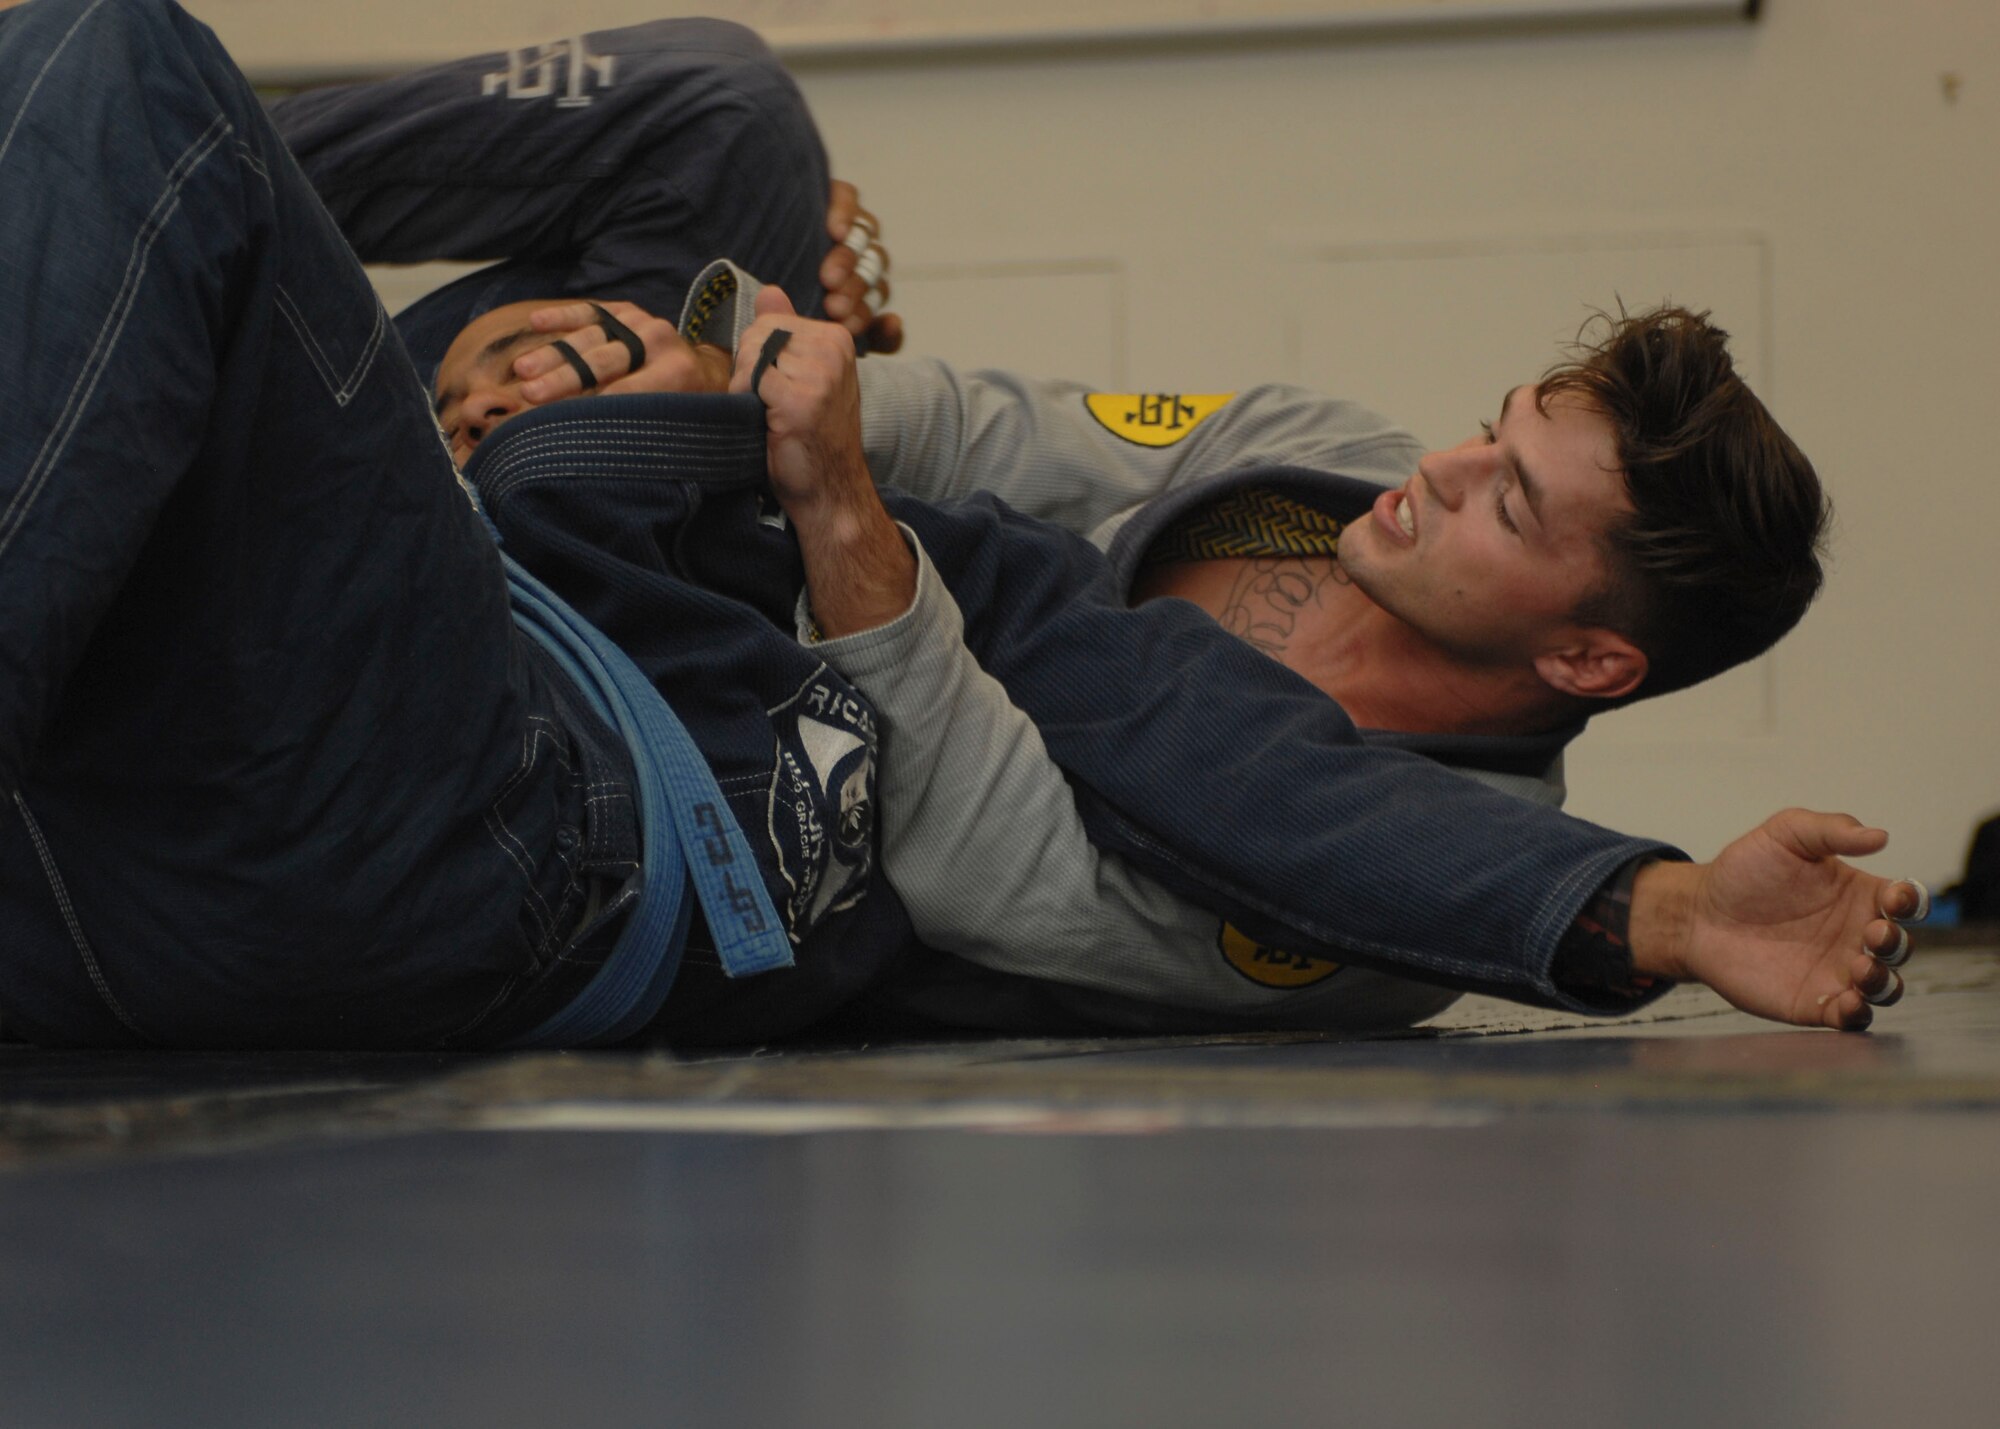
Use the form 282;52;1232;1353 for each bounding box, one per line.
1862;969;1904;1006
1873;925;1912;968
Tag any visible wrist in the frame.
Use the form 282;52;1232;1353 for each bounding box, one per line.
1628;859;1700;982
791;498;916;639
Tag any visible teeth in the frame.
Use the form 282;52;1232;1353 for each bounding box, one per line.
1396;495;1415;537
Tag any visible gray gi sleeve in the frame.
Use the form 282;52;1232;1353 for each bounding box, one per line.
809;529;1462;1029
856;358;1425;538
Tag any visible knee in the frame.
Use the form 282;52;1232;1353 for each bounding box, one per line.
19;0;227;86
56;0;182;46
1;0;220;130
645;18;823;169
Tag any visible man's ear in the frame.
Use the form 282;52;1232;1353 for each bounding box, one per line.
1534;629;1648;702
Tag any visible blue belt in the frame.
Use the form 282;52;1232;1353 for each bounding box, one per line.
495;545;794;1048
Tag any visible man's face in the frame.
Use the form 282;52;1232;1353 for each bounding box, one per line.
432;300;560;468
1335;385;1631;671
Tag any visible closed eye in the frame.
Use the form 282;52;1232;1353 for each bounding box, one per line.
1480;421;1521;534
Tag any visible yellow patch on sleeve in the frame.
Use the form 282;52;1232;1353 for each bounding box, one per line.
1084;392;1234;447
1218;921;1341;989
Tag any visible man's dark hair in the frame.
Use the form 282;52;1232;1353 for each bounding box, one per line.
1539;304;1829;705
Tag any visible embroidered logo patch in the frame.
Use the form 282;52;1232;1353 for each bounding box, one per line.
1218;921;1341;989
1084;392;1233;447
767;674;878;936
481;37;616;107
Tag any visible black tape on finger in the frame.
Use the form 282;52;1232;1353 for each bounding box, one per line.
751;328;792;400
589;303;647;376
549;338;597;391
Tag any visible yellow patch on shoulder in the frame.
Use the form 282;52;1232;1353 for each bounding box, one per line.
1084;392;1234;447
1218;921;1341;989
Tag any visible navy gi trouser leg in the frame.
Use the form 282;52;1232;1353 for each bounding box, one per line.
0;0;638;1047
271;17;833;380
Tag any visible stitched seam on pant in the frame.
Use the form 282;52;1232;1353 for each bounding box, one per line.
0;111;232;567
272;286;340;393
339;302;389;403
233;140;271;186
11;792;145;1040
439;972;519;1045
0;0;112;174
273;284;388;407
482;715;566;953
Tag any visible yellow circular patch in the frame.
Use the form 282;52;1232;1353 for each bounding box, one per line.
1084;392;1234;448
1218;922;1341;989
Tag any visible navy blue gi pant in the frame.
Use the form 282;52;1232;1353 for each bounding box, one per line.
0;0;645;1046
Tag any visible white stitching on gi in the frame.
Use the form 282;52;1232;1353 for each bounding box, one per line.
473;422;762;502
0;0;112;175
11;792;145;1039
482;715;566;952
233;141;270;186
274;283;388;407
0;112;232;567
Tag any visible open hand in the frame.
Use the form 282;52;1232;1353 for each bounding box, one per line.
1642;809;1928;1031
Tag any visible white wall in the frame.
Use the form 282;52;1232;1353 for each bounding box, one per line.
269;1;1999;882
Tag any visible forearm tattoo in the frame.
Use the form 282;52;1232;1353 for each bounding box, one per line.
1550;856;1663;1002
1217;555;1347;658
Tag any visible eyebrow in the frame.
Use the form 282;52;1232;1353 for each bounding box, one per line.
1495;385;1547;526
433;327;540;416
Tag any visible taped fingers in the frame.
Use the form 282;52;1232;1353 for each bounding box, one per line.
842;211;879;254
1863;968;1905;1007
852;243;886;290
1873;923;1913;969
1891;878;1932;924
589;303;647;376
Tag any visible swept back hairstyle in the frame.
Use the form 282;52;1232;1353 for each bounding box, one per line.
1539;305;1830;705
